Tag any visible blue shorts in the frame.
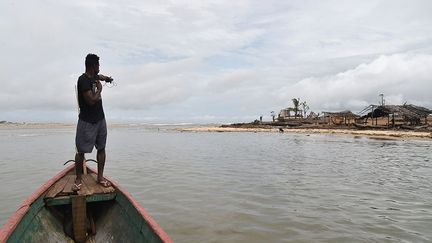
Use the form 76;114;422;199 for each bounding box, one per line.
75;118;107;153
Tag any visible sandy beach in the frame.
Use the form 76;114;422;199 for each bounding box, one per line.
178;126;432;140
1;123;431;140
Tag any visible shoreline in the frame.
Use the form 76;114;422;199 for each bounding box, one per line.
0;123;126;129
1;123;431;140
178;126;432;140
0;123;75;129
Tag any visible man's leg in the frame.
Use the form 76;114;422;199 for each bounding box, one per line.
75;119;93;191
96;149;111;187
97;148;106;181
95;119;110;186
74;152;85;186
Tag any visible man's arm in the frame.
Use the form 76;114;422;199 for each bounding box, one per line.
83;80;102;106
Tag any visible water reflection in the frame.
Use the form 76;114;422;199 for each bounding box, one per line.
0;128;431;242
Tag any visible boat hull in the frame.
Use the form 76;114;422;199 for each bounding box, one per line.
0;165;172;243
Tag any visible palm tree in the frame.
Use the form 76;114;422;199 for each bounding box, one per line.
301;101;309;118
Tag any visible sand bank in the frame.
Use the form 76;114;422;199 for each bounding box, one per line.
178;126;432;140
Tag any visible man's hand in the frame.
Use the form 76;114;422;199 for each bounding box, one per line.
98;74;113;82
83;80;102;106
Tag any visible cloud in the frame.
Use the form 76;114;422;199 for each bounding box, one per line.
1;0;432;122
105;57;205;110
276;53;432;112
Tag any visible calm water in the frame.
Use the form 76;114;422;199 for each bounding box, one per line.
0;126;431;242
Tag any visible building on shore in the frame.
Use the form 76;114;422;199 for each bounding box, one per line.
278;107;303;121
357;104;432;127
273;103;431;128
322;111;359;125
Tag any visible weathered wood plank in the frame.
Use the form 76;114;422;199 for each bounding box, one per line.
45;175;70;198
78;177;90;196
72;195;87;242
81;173;99;195
62;175;77;194
45;193;116;206
87;173;104;194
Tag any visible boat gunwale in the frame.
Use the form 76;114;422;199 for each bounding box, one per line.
0;164;75;242
0;165;173;243
86;166;173;243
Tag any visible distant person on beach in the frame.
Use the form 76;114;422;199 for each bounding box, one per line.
73;53;112;191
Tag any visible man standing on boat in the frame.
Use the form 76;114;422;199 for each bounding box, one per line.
73;53;111;191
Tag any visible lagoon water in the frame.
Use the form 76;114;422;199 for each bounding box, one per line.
0;126;431;242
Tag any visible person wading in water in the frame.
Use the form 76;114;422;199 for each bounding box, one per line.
73;53;112;191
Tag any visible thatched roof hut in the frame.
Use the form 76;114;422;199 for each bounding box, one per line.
322;110;359;125
359;104;432;126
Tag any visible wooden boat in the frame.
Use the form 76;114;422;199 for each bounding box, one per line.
0;164;172;243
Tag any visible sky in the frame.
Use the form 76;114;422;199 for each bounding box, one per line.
1;0;432;123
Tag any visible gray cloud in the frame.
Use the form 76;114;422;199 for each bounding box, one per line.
1;0;431;122
276;53;432;112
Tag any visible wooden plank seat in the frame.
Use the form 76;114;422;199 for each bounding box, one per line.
44;173;116;206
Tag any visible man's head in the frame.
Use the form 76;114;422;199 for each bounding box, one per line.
85;53;100;75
